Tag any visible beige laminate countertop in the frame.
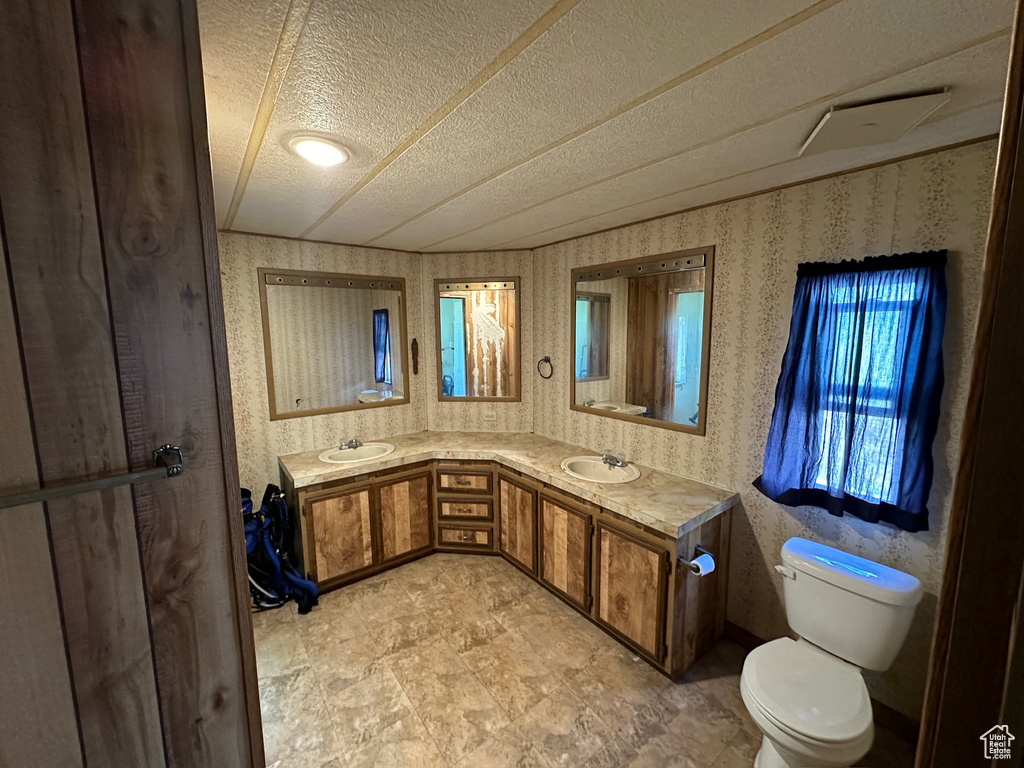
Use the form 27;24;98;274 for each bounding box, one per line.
279;431;738;539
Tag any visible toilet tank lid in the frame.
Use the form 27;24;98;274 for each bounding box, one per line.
781;538;923;606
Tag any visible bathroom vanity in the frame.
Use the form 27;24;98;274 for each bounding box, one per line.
279;431;738;679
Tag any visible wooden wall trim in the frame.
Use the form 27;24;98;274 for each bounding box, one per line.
916;1;1024;765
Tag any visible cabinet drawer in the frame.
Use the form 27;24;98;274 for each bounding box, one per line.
438;498;493;520
438;525;493;549
437;469;493;493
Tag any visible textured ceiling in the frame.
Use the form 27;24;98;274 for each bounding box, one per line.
198;0;1014;252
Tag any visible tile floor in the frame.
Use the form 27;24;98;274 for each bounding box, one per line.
253;553;915;768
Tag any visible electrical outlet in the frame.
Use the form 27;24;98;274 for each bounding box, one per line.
483;410;497;423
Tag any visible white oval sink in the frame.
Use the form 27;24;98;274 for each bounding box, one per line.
560;456;640;484
318;443;395;464
590;403;619;411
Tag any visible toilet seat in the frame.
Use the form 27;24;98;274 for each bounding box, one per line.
741;638;873;746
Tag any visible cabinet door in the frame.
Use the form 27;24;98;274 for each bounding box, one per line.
596;522;667;661
498;476;536;573
539;495;592;611
307;487;374;583
378;472;432;562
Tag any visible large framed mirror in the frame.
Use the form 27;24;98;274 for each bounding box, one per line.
434;277;520;401
259;268;410;419
571;246;714;434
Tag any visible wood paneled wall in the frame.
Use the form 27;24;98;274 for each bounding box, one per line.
0;0;261;765
442;288;518;397
625;270;705;419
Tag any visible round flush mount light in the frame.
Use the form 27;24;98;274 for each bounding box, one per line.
288;136;349;166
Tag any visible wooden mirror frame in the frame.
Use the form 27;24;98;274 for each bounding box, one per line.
258;267;411;420
569;246;715;435
433;276;522;402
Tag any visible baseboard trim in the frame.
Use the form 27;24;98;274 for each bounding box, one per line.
723;621;920;746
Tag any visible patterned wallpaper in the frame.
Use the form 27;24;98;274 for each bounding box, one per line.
220;235;534;491
530;140;997;718
219;140;995;718
219;233;428;491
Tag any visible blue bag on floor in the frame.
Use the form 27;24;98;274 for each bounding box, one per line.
243;485;319;614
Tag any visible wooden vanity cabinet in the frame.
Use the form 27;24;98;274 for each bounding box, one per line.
498;472;537;574
304;484;375;583
284;455;731;680
594;520;669;662
538;489;593;612
292;463;433;588
377;471;432;563
434;462;496;553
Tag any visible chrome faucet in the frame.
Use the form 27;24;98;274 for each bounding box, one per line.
584;398;596;407
339;437;363;450
602;453;628;468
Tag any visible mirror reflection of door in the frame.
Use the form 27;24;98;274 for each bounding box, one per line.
571;247;713;434
439;296;467;396
673;290;704;425
435;279;520;400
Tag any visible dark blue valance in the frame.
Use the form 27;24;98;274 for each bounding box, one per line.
753;251;948;533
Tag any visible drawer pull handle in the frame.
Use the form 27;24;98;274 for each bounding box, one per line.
455;506;473;515
451;477;471;486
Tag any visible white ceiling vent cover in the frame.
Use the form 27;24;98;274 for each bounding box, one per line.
799;91;951;156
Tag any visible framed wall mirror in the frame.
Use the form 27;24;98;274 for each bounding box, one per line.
434;277;520;401
571;246;714;434
259;268;410;420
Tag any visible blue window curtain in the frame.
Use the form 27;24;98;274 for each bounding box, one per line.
372;309;390;384
753;251;947;533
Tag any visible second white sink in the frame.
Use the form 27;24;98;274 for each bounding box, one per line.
561;455;640;484
318;442;395;464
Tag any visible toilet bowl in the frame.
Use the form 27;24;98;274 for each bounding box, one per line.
740;538;923;768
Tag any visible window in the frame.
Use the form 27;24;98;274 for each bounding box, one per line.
372;309;391;384
574;293;610;380
754;252;948;533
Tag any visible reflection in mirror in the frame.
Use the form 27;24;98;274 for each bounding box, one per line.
571;247;713;434
259;269;409;419
435;278;520;400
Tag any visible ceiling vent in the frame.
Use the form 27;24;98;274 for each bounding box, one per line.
799;90;951;156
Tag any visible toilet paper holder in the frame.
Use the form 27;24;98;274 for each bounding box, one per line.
677;545;713;574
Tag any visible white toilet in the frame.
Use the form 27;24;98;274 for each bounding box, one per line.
740;538;923;768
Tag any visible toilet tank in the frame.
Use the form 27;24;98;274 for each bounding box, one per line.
778;538;924;671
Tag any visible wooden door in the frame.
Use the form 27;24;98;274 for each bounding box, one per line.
596;522;668;661
378;472;432;562
0;0;261;765
308;488;375;583
539;493;592;611
498;475;537;573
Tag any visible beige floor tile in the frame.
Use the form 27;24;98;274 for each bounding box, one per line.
473;636;562;719
342;712;447;768
412;672;511;764
267;754;344;768
562;649;672;727
252;554;918;768
514;685;617;767
455;721;555;768
368;610;440;657
387;634;475;704
260;666;342;765
322;667;414;750
304;631;387;697
582;737;640;768
255;621;311;680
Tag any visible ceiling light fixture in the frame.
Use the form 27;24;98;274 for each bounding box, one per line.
289;136;349;166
